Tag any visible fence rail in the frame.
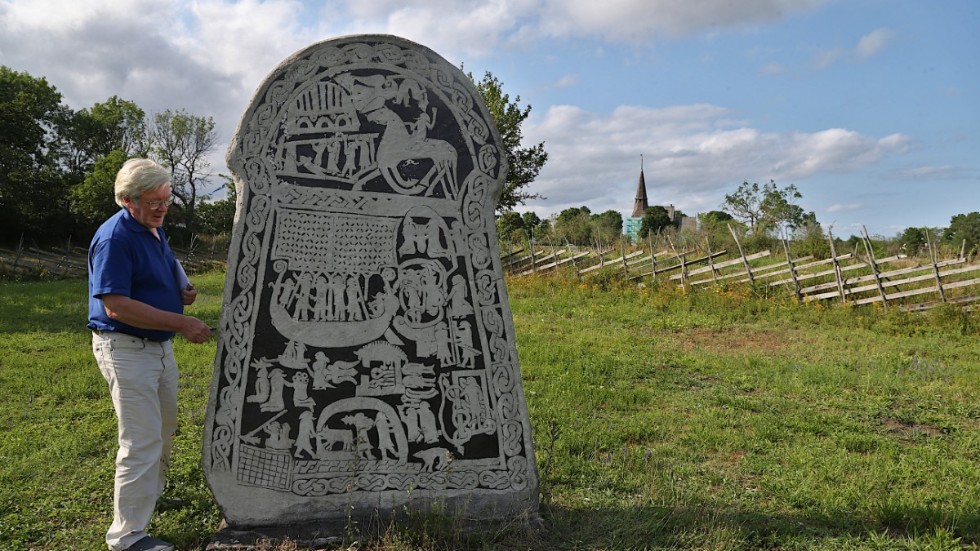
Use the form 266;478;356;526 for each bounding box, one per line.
0;237;228;280
503;228;980;313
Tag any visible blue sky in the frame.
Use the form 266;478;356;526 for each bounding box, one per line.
1;0;976;237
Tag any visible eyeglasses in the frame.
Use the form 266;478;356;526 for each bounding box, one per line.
139;196;174;210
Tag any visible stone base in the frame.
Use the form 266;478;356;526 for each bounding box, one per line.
207;520;344;550
207;510;544;550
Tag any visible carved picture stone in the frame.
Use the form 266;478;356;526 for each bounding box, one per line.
203;34;539;528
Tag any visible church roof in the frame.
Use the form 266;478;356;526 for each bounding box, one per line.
631;168;648;218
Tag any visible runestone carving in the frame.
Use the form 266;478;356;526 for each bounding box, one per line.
203;35;539;527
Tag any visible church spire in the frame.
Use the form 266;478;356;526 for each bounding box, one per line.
631;155;648;218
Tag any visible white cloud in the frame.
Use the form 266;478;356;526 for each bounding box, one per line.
813;27;896;69
826;203;864;213
893;165;975;181
855;28;896;60
538;0;829;41
758;62;786;75
522;104;910;217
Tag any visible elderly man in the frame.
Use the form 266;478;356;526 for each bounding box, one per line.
87;158;212;551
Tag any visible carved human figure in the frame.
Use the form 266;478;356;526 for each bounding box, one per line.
313;273;329;321
374;412;397;460
446;275;473;319
345;275;367;321
260;369;287;412
328;273;346;320
343;413;376;460
341;138;357;177
294;272;314;321
275;277;296;310
434;322;454;366
247;362;271;403
294;410;317;458
264;421;293;450
399;219;426;256
310;352;330;390
421;266;445;316
401;272;424;324
325;138;341;173
420;218;448;258
455;320;477;369
399;404;421;443
461;376;487;425
289;371;316;409
417;401;439;444
411;108;436;138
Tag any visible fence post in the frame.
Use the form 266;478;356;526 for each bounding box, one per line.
861;226;888;312
827;230;846;305
705;238;719;284
727;224;755;287
528;233;536;274
621;242;630;279
13;233;25;270
926;230;947;303
667;236;687;292
781;238;802;303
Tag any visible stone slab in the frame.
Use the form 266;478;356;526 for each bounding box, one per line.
202;34;539;528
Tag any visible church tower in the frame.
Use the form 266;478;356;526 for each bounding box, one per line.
631;157;649;218
625;156;648;241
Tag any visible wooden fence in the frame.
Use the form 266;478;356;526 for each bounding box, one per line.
503;227;980;313
0;236;228;280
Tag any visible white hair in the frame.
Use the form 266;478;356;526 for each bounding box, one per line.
114;158;171;207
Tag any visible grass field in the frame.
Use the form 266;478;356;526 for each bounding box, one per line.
1;271;979;550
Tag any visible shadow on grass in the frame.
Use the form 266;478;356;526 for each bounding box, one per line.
538;501;980;549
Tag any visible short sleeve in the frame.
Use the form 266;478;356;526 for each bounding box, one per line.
90;238;134;299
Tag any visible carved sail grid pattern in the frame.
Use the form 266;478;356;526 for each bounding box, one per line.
272;209;399;274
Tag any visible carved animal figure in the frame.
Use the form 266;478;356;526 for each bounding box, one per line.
364;106;458;198
318;427;354;453
413;447;452;472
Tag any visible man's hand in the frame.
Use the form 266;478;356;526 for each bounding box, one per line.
180;316;212;344
181;284;198;305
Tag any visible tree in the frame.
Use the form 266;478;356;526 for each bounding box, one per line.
151;109;218;236
592;210;623;244
69;149;128;232
699;210;733;225
196;176;238;236
496;211;526;243
471;71;548;212
942;212;980;256
0;66;66;241
638;206;672;239
553;206;593;245
722;180;805;235
521;211;542;234
898;226;928;257
60;97;148;234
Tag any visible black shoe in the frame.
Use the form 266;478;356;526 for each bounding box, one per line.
125;535;175;551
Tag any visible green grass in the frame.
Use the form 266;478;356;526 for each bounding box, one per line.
2;271;979;549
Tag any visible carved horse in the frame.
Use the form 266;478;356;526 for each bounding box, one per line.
365;106;458;199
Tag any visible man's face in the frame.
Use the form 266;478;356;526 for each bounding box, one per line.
125;183;172;230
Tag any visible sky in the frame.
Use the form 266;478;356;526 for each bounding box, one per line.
1;0;977;238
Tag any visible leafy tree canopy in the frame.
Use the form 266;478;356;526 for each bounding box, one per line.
722;180;807;235
942;211;980;256
0;66;66;239
470;71;548;212
638;206;672;239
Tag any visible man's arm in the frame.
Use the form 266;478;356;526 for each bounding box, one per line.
102;294;212;343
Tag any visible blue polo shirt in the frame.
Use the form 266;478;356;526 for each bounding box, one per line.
87;209;183;341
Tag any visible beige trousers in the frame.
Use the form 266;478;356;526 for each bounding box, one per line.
93;332;178;551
